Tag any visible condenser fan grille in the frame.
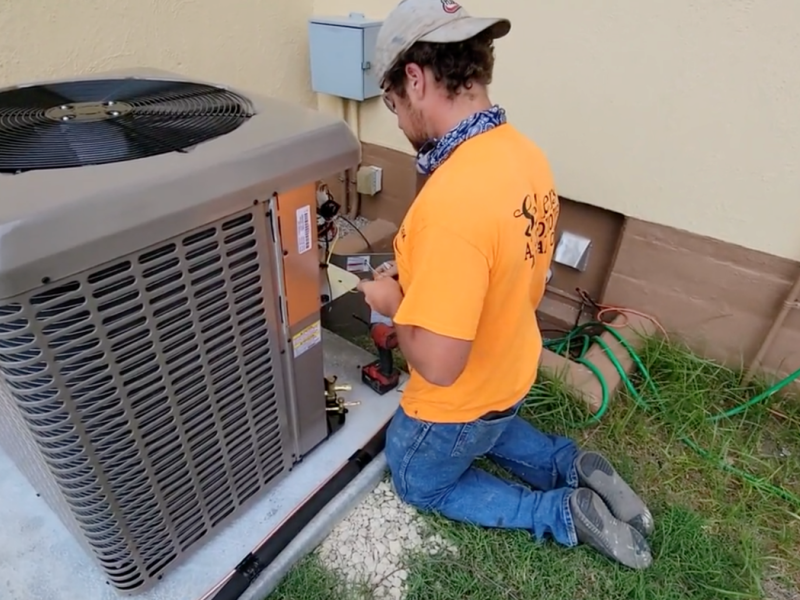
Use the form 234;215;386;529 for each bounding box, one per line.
0;78;255;173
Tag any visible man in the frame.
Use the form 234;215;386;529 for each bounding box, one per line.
357;0;654;569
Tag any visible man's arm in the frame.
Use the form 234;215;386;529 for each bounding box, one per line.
392;324;472;387
388;225;490;387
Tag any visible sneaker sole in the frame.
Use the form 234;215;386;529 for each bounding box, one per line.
570;488;653;570
576;452;654;537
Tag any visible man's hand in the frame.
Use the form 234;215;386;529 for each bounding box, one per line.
373;261;398;279
357;276;403;318
357;269;472;386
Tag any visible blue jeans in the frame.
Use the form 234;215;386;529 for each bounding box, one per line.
385;403;580;547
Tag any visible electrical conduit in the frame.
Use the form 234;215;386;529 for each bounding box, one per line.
314;95;361;219
344;99;361;220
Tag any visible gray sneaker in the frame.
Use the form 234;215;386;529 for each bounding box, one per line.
575;451;655;537
569;488;653;570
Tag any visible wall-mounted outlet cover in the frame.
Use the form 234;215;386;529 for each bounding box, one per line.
554;231;592;271
356;165;383;196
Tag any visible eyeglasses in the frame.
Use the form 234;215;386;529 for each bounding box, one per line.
382;93;396;114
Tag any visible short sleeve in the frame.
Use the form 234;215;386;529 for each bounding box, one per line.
392;225;489;341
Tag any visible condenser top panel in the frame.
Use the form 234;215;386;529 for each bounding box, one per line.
0;68;360;298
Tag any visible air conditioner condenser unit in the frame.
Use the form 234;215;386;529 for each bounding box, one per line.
0;68;361;593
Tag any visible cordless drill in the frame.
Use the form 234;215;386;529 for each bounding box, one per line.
361;322;401;395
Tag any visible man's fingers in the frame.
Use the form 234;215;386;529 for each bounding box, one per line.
374;261;397;278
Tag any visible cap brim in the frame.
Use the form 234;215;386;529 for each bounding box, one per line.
418;16;511;45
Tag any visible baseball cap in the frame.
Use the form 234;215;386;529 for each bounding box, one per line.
374;0;511;88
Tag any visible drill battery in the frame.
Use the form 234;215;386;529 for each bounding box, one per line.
361;322;401;395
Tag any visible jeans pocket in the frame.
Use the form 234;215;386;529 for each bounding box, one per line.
450;404;521;458
386;409;432;500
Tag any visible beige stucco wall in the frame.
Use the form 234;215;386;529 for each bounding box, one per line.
0;0;316;105
314;0;800;261
2;1;798;260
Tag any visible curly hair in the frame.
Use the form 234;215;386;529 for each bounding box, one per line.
383;30;496;98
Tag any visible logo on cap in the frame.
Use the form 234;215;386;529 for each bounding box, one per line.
440;0;461;14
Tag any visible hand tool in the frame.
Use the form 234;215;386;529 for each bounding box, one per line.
361;322;401;395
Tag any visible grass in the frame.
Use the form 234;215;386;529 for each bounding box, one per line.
268;554;367;600
268;335;800;600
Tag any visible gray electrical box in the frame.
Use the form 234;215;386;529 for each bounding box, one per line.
308;13;383;101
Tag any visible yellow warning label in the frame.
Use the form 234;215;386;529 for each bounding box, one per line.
292;320;321;358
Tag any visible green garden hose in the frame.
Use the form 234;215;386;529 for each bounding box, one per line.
536;321;800;507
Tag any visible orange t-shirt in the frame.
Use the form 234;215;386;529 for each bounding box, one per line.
392;123;560;423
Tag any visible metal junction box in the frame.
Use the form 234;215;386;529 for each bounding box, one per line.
308;13;383;101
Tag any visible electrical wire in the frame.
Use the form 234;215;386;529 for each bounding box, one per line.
317;187;375;302
575;288;670;340
537;318;800;506
322;217;382;297
320;221;337;303
337;215;374;253
326;222;340;263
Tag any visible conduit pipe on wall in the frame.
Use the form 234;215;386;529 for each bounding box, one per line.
744;268;800;381
343;98;361;220
315;95;362;219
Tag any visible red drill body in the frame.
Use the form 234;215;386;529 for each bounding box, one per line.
361;322;401;395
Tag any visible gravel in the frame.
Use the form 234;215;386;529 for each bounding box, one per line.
765;580;800;600
315;212;436;597
335;215;371;238
315;478;454;599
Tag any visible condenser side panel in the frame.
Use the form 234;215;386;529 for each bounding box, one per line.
0;206;297;593
272;183;328;458
0;379;97;560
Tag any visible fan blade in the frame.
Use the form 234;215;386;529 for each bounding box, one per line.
60;121;137;165
106;115;192;154
17;84;75;108
0;109;50;135
100;79;187;103
122;112;245;150
127;84;228;107
0;122;81;171
130;106;252;119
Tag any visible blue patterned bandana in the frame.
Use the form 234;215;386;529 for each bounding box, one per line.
415;105;507;175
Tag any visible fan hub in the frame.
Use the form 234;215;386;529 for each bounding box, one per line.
45;100;133;123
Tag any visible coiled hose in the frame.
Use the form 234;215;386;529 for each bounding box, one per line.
534;321;800;506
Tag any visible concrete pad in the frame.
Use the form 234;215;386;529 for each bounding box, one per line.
0;333;404;600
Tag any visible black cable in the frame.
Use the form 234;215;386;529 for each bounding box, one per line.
540;327;571;338
322;221;333;305
337;215;374;253
351;313;371;329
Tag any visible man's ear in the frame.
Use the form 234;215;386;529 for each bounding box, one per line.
404;63;426;99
